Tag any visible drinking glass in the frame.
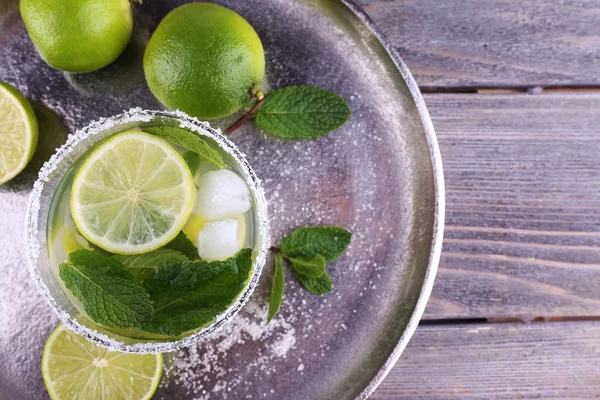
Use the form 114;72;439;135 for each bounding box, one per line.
25;108;269;353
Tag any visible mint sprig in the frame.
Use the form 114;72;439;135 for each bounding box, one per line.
60;245;252;335
256;86;351;139
291;268;332;295
143;125;225;168
288;254;326;278
267;226;351;322
280;226;352;262
183;150;201;179
59;250;153;329
163;231;200;260
112;249;188;281
225;85;350;139
267;253;284;324
142;248;253;336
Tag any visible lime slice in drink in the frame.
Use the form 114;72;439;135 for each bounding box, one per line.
71;131;195;254
0;81;38;184
182;213;207;247
42;323;162;400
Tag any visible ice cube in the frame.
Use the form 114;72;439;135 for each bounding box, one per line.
194;169;251;221
197;219;241;261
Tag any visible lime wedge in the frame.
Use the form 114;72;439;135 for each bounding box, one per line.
71;131;195;254
0;81;38;184
42;323;163;400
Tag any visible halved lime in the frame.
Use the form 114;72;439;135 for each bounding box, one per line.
71;131;195;254
42;323;163;400
0;81;38;184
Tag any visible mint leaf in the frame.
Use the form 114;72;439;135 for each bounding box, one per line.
255;85;351;139
59;250;153;329
164;231;200;260
88;242;113;257
143;248;253;336
143;125;225;168
145;307;221;337
112;249;188;282
288;254;326;278
292;267;332;295
267;254;285;323
280;226;351;262
183;150;201;178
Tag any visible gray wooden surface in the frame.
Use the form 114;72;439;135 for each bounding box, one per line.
374;321;600;399
362;0;600;88
423;93;600;320
363;0;600;397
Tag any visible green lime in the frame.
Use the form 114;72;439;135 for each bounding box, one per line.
70;131;195;255
143;2;265;120
42;323;163;400
20;0;132;73
0;81;38;184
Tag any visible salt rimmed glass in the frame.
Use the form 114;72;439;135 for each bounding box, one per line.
25;108;269;354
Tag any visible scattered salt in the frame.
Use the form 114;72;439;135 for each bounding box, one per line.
160;301;297;399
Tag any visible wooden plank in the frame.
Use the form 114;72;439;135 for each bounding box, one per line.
373;321;600;399
423;93;600;319
360;0;600;88
372;321;600;399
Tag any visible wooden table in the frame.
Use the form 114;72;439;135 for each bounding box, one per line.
360;0;600;398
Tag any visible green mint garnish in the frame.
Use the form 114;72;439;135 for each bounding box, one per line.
266;226;351;322
88;242;113;257
142;248;253;336
163;231;200;260
287;254;326;278
112;249;188;282
267;253;284;324
182;150;201;178
291;268;332;295
255;85;351;140
143;125;225;168
279;226;352;261
59;249;153;329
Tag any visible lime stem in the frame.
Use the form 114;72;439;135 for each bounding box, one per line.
269;246;280;254
224;93;265;135
270;247;295;262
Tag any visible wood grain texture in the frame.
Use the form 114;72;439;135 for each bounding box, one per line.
372;321;600;399
360;0;600;88
423;93;600;319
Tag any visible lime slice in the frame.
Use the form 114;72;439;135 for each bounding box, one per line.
42;323;162;400
182;213;207;247
0;81;38;184
71;131;195;254
237;215;247;247
63;225;91;254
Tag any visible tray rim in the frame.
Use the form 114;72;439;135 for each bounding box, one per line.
337;1;446;399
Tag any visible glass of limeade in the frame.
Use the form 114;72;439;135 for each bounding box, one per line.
25;108;269;353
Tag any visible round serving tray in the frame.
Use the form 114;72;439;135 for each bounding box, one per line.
0;0;444;398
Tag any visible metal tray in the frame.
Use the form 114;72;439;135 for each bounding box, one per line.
0;0;444;398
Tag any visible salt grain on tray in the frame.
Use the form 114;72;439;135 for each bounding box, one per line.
161;301;297;399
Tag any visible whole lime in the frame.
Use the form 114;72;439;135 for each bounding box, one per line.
143;3;265;120
20;0;132;73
